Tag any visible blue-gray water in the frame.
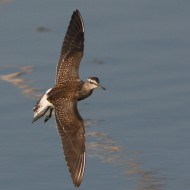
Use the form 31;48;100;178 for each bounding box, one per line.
0;0;190;189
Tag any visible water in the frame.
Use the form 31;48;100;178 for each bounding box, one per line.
0;0;190;189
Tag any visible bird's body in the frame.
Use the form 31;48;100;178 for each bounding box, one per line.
32;10;105;187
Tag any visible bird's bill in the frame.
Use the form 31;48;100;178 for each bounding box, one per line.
99;84;106;90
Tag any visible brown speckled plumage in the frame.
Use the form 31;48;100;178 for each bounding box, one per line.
32;9;105;187
56;9;84;84
50;9;86;186
47;81;85;186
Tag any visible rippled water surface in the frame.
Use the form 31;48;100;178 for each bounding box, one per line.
1;0;190;189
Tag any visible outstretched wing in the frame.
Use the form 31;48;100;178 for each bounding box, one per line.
56;9;84;84
54;98;85;187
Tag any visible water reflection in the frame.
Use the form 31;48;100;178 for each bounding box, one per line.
0;65;40;98
137;171;167;190
89;58;104;65
87;130;123;164
86;124;166;190
36;26;51;32
0;65;167;189
126;159;167;190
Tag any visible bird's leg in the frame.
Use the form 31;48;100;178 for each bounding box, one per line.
44;107;54;123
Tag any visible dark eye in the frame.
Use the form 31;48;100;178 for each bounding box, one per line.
89;80;94;84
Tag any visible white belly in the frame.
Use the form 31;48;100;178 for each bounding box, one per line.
33;88;54;118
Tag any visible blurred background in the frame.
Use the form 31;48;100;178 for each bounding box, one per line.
0;0;190;189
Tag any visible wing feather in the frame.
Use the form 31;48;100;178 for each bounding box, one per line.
56;9;84;84
54;99;85;187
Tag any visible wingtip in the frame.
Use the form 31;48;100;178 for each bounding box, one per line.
74;182;81;188
74;9;80;14
72;177;82;187
72;152;86;187
72;9;84;33
72;9;80;18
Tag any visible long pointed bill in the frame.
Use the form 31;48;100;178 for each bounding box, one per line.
99;85;106;90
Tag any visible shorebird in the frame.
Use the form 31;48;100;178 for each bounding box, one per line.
32;10;105;187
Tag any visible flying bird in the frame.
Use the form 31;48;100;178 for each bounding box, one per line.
32;9;105;187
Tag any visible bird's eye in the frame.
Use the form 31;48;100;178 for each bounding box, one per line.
88;79;98;86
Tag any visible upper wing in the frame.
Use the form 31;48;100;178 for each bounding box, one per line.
56;10;84;84
54;98;85;187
